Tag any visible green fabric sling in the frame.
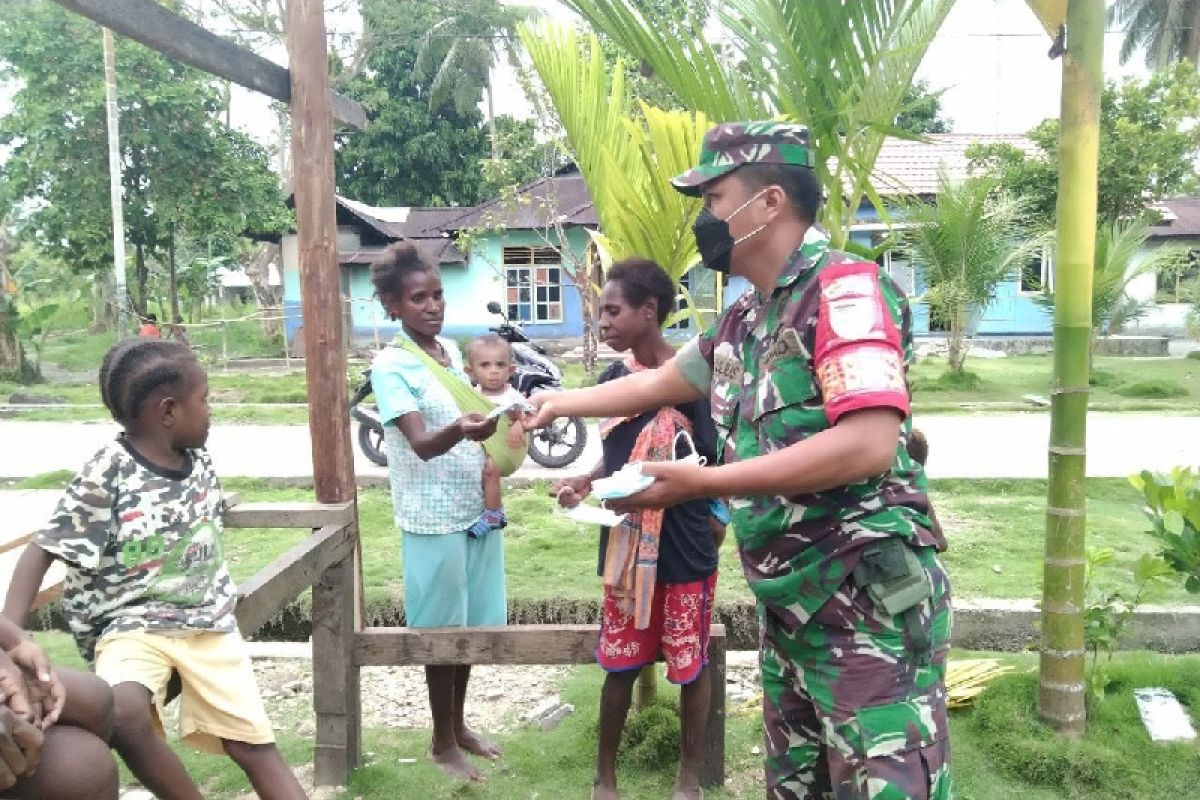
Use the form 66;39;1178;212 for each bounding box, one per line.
395;336;528;477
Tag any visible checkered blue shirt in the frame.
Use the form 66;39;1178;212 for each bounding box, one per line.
372;335;484;534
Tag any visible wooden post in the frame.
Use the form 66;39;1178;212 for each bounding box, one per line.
312;543;360;783
700;633;726;788
287;0;361;784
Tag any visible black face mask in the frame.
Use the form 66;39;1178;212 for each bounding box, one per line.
692;208;735;274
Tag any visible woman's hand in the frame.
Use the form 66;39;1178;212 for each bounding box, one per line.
607;461;714;514
6;642;63;729
551;473;594;509
0;705;42;790
458;413;499;442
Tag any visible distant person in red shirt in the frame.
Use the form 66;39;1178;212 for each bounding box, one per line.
138;314;161;339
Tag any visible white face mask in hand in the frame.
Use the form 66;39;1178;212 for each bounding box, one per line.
592;463;656;500
556;486;627;527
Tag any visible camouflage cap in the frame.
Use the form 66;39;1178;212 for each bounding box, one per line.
672;121;814;197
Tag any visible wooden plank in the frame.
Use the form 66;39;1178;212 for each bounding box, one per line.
50;0;367;129
0;533;32;557
354;624;728;667
223;501;354;529
312;538;361;783
0;549;66;613
700;633;727;788
234;523;354;636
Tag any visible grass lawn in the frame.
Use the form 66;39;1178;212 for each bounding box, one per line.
34;630;1200;799
211;477;1199;613
908;353;1200;413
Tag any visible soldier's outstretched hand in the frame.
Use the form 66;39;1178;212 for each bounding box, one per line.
608;461;711;513
522;392;561;431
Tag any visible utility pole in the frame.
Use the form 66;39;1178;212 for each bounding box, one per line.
103;27;129;334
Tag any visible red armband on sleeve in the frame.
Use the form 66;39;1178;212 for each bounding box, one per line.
813;261;910;425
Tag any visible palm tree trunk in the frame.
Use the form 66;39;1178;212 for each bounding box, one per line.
168;231;181;324
486;73;500;162
1038;0;1103;737
947;308;967;374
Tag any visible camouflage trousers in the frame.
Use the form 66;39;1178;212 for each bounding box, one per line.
758;548;953;799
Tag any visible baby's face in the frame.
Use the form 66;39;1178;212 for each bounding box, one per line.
468;344;514;392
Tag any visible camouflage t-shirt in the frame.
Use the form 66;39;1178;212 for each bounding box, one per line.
33;437;237;662
675;237;941;630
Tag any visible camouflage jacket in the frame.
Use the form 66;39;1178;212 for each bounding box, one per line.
675;237;939;627
33;438;238;661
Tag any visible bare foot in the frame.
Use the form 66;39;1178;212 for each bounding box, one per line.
456;726;502;760
592;780;622;800
429;742;485;782
671;777;703;800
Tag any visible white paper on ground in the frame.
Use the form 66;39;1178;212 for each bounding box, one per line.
1134;687;1197;742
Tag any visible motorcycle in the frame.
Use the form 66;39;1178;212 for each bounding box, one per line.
349;303;587;469
350;370;387;467
486;301;587;469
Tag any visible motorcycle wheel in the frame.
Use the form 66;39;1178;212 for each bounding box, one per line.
358;422;388;467
527;415;587;468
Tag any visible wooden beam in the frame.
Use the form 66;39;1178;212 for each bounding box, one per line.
50;0;367;129
224;501;354;530
700;633;727;788
354;624;728;667
234;523;354;636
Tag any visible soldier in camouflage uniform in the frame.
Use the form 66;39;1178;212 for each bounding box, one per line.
527;122;951;799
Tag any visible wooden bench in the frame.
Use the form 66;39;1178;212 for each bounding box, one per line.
355;623;729;787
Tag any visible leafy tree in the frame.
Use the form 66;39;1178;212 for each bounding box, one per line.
968;63;1200;226
334;0;494;207
894;79;951;135
899;173;1035;374
0;0;288;323
1109;0;1200;69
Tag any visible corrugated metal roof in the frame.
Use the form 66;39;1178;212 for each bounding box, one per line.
866;133;1038;196
1148;197;1200;239
439;174;598;231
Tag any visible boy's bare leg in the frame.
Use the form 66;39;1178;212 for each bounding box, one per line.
482;456;502;512
110;682;203;800
452;665;500;759
222;740;307;800
426;665;483;782
594;669;640;800
673;666;710;800
54;669;114;741
5;725;118;800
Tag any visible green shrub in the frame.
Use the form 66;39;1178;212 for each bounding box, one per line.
1186;350;1200;360
1113;379;1189;399
1088;369;1123;388
911;369;984;393
620;694;680;770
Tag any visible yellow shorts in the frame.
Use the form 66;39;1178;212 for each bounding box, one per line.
94;629;275;754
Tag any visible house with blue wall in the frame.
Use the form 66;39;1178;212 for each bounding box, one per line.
721;134;1057;336
283;134;1196;349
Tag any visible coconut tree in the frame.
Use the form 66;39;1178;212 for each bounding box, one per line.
557;0;955;250
518;22;709;320
413;0;541;160
1035;218;1192;350
1109;0;1200;69
900;173;1036;374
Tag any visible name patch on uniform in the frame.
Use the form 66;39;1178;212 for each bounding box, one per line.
714;352;745;384
762;327;808;372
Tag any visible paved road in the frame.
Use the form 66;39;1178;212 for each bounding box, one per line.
2;413;1197;483
3;413;1197;548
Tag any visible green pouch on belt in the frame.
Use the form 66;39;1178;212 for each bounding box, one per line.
853;536;932;616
